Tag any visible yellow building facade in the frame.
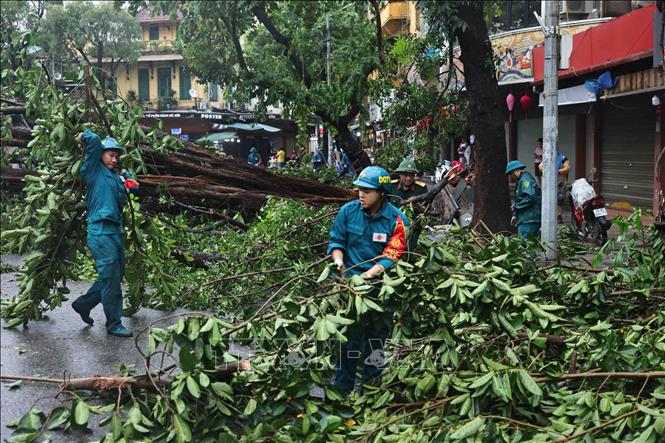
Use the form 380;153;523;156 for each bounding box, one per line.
104;11;225;112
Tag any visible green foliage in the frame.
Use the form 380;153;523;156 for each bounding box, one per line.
0;33;180;327
370;32;470;172
38;2;142;80
156;0;382;146
9;214;665;442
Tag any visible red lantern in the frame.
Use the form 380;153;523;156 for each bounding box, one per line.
506;93;515;123
520;93;533;120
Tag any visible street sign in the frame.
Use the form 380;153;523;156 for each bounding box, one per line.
181;134;189;141
171;128;182;135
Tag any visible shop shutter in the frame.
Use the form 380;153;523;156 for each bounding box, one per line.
601;99;655;209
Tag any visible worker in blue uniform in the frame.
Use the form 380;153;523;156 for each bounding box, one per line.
506;160;541;238
328;166;409;396
71;129;138;337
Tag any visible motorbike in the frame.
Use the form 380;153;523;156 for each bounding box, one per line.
567;169;610;245
434;160;474;227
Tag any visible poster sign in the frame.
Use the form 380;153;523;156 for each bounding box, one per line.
171;128;182;136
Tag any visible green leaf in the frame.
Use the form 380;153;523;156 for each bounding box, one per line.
319;415;342;434
128;404;142;425
517;369;542;397
111;413;122;439
244;398;257;416
198;372;210;388
422;415;440;427
317;265;331;283
179;347;197;372
200;317;214;333
46;407;69;430
450;417;485;440
186;376;200;398
74;401;90;426
469;372;493;389
362;296;383;312
173;413;192;442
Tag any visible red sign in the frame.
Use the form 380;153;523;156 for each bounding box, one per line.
533;5;656;82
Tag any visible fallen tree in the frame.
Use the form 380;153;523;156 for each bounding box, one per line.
3;213;664;442
1;118;354;214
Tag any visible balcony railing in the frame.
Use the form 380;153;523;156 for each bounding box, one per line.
141;40;176;52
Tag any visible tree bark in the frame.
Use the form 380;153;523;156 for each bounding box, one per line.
456;4;512;233
0;360;251;391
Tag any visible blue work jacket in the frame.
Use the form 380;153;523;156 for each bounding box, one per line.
328;200;409;276
514;170;541;226
80;130;136;235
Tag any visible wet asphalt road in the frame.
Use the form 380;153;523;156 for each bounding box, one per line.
0;254;190;442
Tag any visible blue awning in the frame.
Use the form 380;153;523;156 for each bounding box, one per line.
214;123;281;133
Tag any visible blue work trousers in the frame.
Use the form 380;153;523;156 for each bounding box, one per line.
517;222;541;239
334;309;393;395
73;233;126;332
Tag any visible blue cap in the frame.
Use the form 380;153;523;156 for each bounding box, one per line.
505;160;526;175
102;137;123;153
353;166;392;192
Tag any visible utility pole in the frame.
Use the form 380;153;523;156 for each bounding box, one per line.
326;15;334;167
541;0;559;260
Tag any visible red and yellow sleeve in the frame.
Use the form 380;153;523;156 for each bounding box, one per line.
382;217;407;263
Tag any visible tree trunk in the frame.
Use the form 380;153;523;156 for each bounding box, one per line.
456;3;512;234
335;122;371;171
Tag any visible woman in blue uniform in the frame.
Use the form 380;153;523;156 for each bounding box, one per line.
71;129;138;337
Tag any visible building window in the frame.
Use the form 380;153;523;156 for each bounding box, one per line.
149;25;160;41
491;0;541;33
209;82;218;101
138;69;150;101
179;67;191;100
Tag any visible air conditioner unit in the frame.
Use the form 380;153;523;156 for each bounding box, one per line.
560;0;594;16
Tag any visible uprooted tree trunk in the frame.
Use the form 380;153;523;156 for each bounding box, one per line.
1;114;355;216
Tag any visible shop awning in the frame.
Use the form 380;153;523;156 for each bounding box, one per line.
213;123;281;133
533;5;657;83
196;131;237;144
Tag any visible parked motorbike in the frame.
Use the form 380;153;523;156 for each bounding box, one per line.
567;169;610;245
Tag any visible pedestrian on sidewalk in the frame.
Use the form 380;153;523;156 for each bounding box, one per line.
72;129;138;338
328;166;409;396
506;160;541;239
276;147;286;169
534;138;543;187
311;147;325;170
247;147;262;167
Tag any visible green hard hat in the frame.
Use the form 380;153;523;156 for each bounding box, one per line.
395;158;418;173
102;136;123;153
505;160;526;175
353;166;392;192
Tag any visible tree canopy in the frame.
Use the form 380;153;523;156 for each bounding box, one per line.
38;2;142;90
155;0;385;165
